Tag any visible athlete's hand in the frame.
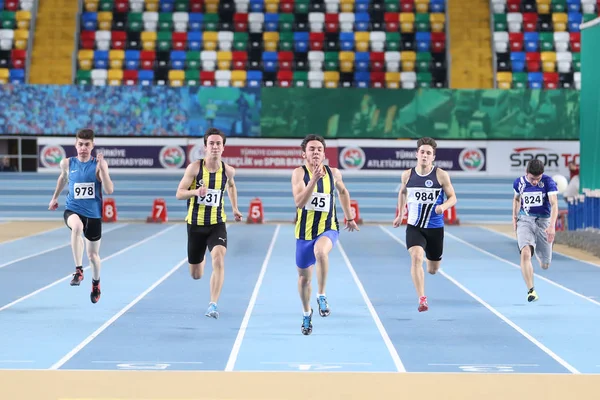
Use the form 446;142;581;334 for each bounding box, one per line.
233;208;243;222
97;153;107;171
197;186;207;197
435;205;444;215
392;215;402;228
48;198;59;211
345;219;359;232
311;163;326;182
546;225;556;243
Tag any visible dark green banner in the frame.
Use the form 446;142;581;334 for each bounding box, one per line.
260;88;580;140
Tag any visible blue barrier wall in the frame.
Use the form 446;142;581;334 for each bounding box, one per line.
0;173;523;224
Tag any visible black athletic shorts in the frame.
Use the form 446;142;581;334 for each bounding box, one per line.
187;222;228;264
63;210;102;242
405;224;444;261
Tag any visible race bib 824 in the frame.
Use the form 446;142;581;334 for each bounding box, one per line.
522;192;543;207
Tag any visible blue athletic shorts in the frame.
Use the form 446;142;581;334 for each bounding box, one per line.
296;230;339;269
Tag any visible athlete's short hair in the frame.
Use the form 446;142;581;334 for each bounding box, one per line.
417;137;437;153
204;127;226;145
76;129;95;141
527;159;545;176
301;134;326;152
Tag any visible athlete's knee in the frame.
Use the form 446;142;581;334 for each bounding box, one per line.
299;273;311;287
520;245;532;259
189;263;204;279
69;218;84;234
210;247;226;267
87;250;100;265
314;247;330;263
541;262;550;270
409;247;424;265
427;261;441;274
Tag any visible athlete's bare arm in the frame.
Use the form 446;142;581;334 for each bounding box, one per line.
291;166;323;209
512;192;521;230
224;163;243;221
96;153;114;194
392;169;411;227
546;193;558;242
176;161;202;200
436;168;457;214
332;168;359;231
49;158;69;210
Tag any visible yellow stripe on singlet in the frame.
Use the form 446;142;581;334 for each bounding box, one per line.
294;165;339;240
184;159;227;226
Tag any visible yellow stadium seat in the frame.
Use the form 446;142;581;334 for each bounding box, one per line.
97;11;113;30
231;70;246;87
552;13;567;32
205;0;219;13
265;0;280;13
400;13;415;33
415;0;430;13
340;0;355;12
385;72;401;88
16;11;31;30
536;0;550;14
339;51;355;73
107;69;123;86
145;0;160;12
430;13;445;32
263;32;279;52
0;68;9;84
13;30;29;50
400;51;416;71
496;71;512;89
354;32;370;52
141;31;157;50
109;49;125;69
169;70;185;87
217;51;232;70
85;0;99;12
203;31;218;51
78;50;94;70
324;71;340;88
541;51;557;72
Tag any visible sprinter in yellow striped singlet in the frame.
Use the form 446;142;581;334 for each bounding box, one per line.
176;128;243;319
291;134;359;335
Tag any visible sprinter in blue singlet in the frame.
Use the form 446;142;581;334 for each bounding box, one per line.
48;129;114;304
393;137;457;313
512;159;559;303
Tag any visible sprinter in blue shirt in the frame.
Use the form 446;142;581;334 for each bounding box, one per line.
48;129;114;304
512;159;559;304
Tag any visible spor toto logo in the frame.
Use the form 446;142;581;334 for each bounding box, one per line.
458;148;485;171
339;147;365;170
40;145;66;168
159;146;186;169
509;147;579;168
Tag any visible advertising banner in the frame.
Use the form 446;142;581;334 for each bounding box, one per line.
187;139;338;169
37;138;188;172
486;141;580;177
336;140;486;175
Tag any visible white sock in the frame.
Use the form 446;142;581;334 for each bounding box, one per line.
209;302;217;306
317;293;326;298
303;310;311;317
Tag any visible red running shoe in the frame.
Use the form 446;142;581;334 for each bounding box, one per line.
418;296;428;312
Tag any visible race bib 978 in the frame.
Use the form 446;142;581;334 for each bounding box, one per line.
73;182;95;199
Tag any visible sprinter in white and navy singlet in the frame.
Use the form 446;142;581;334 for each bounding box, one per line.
48;129;114;304
392;137;458;313
512;159;559;304
405;166;446;229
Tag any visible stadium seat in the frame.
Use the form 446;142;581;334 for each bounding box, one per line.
76;0;448;87
0;0;32;84
492;0;583;89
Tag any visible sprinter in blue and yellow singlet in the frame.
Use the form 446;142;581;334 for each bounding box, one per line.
176;128;243;319
292;134;359;335
48;129;114;304
393;137;457;313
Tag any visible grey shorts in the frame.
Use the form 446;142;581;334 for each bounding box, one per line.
516;215;553;265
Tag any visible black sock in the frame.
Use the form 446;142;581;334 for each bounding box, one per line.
528;287;534;293
76;266;83;271
92;278;100;286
